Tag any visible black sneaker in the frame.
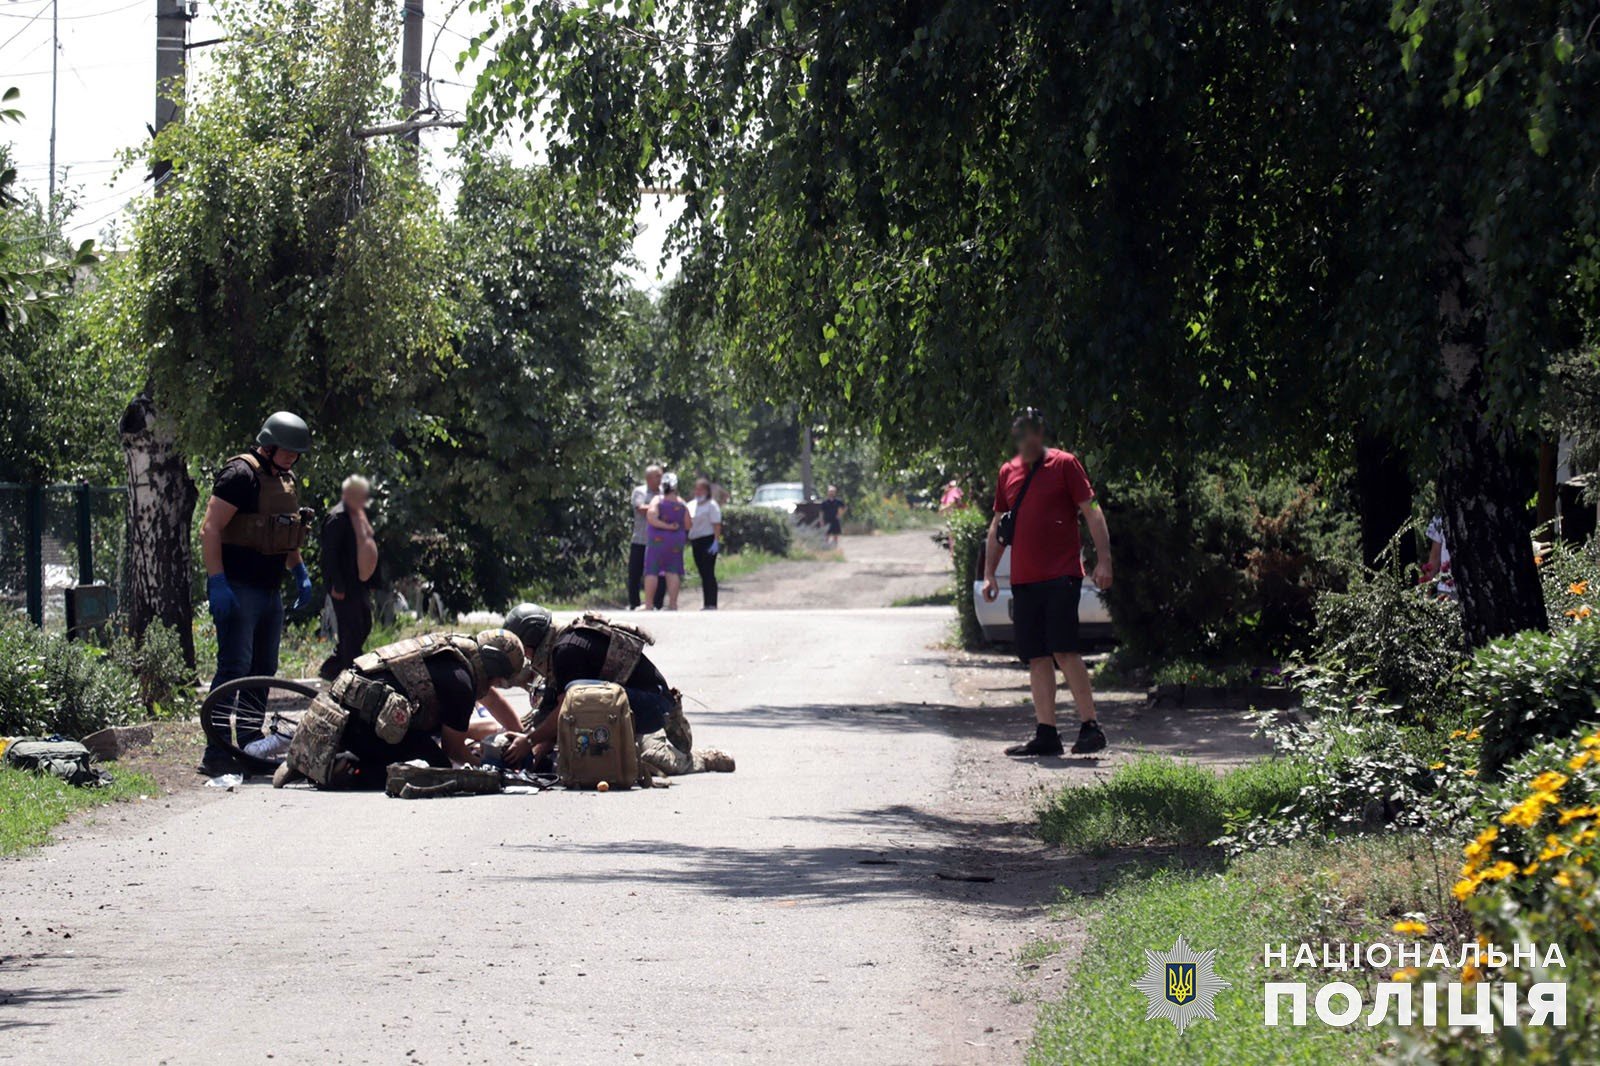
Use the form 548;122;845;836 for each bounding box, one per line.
1005;728;1064;758
197;747;244;777
1071;720;1107;755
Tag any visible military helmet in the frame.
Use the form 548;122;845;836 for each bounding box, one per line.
503;603;554;653
256;411;312;454
474;628;526;682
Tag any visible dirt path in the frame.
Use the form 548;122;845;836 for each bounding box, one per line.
718;527;949;610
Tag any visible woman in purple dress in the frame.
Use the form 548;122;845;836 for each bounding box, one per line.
643;473;691;610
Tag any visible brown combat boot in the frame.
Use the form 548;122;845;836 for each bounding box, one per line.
696;748;735;773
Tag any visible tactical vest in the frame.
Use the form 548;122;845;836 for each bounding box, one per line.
219;452;310;555
350;633;489;727
566;612;653;684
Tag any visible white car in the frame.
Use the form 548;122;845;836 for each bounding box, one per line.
972;544;1115;648
751;482;807;514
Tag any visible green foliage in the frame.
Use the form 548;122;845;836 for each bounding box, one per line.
1467;618;1600;778
0;764;158;855
947;507;989;647
0;616;139;738
719;505;792;557
1032;838;1443;1064
1038;755;1313;853
122;0;454;470
1101;464;1357;665
1299;554;1470;728
1537;535;1600;629
105;623;196;718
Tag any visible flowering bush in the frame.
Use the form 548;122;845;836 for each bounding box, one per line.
1466;618;1600;778
1538;536;1600;630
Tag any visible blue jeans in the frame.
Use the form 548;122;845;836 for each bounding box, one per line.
207;583;284;761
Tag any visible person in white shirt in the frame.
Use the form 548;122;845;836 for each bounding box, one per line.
628;464;665;610
1424;516;1456;599
688;477;724;610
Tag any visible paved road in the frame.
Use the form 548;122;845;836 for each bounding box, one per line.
0;606;979;1065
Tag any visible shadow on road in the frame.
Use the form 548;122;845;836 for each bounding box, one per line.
0;980;123;1031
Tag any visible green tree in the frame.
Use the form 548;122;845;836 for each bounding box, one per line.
470;0;1600;645
106;0;455;659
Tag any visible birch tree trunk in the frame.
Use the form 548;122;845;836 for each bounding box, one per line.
119;392;198;666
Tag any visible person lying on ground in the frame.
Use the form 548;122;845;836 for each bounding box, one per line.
494;603;734;776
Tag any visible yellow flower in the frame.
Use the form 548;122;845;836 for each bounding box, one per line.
1452;878;1478;901
1392;920;1428;935
1582;733;1600;750
1571;580;1590;595
1430;761;1446;770
1502;796;1551;828
1531;771;1569;793
1554;870;1576;888
1523;862;1541;876
1570;752;1594;772
1462;962;1483;984
1558;805;1600;825
1578;915;1597;933
1467;728;1482;742
1540;837;1572;861
1451;730;1467;740
1480;860;1519;882
1565;606;1593;620
1392;967;1420;982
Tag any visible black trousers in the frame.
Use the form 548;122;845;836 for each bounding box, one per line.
627;543;666;609
320;592;372;679
690;535;719;608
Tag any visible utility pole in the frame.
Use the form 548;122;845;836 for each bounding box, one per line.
46;0;57;224
401;0;424;154
153;0;188;186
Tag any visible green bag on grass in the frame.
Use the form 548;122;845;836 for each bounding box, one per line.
4;737;113;788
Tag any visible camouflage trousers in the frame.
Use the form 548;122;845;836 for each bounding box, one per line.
637;730;706;776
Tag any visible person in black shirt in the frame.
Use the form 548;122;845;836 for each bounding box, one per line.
818;485;847;549
331;655;477;789
198;412;316;774
318;474;379;679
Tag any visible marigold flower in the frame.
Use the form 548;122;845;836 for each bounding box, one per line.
1392;967;1420;982
1392;920;1428;935
1558;805;1599;825
1481;860;1520;881
1531;771;1569;793
1583;733;1600;750
1564;606;1593;620
1467;729;1482;742
1452;878;1478;901
1570;753;1594;772
1571;580;1590;596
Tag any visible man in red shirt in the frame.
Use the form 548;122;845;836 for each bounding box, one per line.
982;408;1113;756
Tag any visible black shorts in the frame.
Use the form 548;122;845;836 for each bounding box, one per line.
1012;576;1082;661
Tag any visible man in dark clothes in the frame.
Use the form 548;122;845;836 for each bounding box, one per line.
487;604;734;775
197;412;316;774
331;652;478;789
318;474;379;679
818;485;846;549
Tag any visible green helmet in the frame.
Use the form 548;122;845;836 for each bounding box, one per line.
503;602;554;653
256;411;312;454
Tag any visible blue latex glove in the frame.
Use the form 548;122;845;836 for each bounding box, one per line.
291;562;314;611
710;539;720;555
206;573;238;622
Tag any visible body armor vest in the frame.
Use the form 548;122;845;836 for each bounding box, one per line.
219;452;311;555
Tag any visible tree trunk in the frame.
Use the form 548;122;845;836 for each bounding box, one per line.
119;392;198;666
1353;428;1417;570
1434;224;1546;646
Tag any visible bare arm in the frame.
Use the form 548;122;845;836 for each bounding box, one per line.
479;686;524;733
1080;499;1113;590
981;514;1002;600
439;725;474;765
352;508;378;581
647;498;674;530
200;496;237;576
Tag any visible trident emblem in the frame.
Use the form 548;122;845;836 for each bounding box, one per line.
1166;962;1196;1005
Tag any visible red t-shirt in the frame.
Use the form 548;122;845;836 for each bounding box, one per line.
993;448;1096;584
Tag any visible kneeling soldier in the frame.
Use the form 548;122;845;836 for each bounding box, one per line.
490;603;732;777
277;629;526;789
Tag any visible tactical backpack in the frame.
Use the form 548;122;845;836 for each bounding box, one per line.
3;737;111;788
556;681;641;790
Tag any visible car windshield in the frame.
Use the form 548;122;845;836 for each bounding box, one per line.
753;485;804;503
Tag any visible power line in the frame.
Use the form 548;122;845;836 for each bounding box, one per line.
0;0;147;21
0;2;48;52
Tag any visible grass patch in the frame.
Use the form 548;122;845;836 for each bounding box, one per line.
1039;755;1311;852
1033;835;1454;1065
0;765;159;855
890;585;956;608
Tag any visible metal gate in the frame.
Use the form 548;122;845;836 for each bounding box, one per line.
0;482;128;632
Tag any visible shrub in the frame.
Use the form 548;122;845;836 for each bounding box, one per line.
1466;617;1600;778
106;622;197;717
1038;754;1313;851
948;507;989;646
1538;535;1600;630
1298;557;1470;728
0;616;139;738
721;505;793;557
1100;463;1357;666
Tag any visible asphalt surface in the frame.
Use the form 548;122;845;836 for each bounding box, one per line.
0;604;974;1065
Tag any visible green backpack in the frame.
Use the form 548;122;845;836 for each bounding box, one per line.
4;737;113;788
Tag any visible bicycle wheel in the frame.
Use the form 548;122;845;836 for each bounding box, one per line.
200;676;319;773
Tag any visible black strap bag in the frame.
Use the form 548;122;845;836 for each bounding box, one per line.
995;457;1044;547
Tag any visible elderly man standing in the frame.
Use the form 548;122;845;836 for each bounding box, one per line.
318;474;380;680
627;464;666;611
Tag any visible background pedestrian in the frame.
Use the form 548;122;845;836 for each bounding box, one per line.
628;464;666;610
643;473;691;610
318;474;379;679
689;476;723;610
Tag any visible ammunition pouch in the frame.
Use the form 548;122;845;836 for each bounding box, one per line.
329;671;417;743
218;453;310;555
286;694;349;787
